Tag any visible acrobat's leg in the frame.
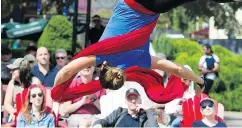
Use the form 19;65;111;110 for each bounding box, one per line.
150;56;204;86
136;0;237;13
135;0;196;13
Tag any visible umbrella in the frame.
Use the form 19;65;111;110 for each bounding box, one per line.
1;22;21;38
6;19;48;40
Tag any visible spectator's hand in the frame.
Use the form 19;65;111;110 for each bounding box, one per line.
11;70;20;81
92;124;102;128
82;95;90;102
201;68;210;74
136;104;151;112
195;85;205;96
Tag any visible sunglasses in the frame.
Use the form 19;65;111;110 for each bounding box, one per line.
31;93;43;98
201;104;214;109
56;57;65;60
29;61;35;64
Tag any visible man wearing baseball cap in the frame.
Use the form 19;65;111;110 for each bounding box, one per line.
93;88;159;127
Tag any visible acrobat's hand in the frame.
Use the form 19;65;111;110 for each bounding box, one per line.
195;85;205;96
100;61;108;70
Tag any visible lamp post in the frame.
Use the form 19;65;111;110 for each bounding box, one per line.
84;0;91;48
72;0;78;53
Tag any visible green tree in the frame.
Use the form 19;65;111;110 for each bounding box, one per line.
38;15;73;52
183;0;242;34
153;36;242;111
157;0;242;35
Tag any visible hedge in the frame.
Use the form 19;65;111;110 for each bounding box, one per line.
38;15;73;52
153;36;242;111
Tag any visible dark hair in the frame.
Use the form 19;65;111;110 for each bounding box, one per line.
66;50;74;57
93;15;101;19
203;44;213;54
18;59;34;88
26;46;37;54
99;66;125;90
1;45;12;55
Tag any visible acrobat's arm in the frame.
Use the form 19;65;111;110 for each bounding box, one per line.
54;55;96;86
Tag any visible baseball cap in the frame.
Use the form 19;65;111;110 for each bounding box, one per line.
24;54;36;63
126;88;140;98
200;98;214;106
7;58;25;69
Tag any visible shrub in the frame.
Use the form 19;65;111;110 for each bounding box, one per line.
38;15;73;52
152;36;242;111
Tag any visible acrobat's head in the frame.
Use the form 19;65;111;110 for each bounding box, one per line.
99;61;126;90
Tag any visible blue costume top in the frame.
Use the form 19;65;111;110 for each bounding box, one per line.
96;0;159;69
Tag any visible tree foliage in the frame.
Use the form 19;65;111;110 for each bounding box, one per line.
153;36;242;111
157;0;242;35
38;15;73;52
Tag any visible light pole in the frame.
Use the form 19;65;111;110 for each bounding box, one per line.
85;0;91;48
72;0;78;53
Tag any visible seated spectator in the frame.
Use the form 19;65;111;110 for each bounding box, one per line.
25;45;37;57
192;98;227;127
16;84;55;127
4;58;41;122
55;49;67;69
66;50;74;64
24;54;37;68
1;45;13;84
93;88;159;127
31;47;59;87
60;66;106;128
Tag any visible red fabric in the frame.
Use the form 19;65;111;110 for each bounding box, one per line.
124;0;155;15
52;12;158;102
180;94;224;127
70;76;106;114
72;18;157;60
51;66;187;104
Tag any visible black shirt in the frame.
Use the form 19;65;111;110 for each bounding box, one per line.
89;25;105;45
192;120;227;127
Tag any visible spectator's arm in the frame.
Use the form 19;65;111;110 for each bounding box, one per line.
4;80;16;114
16;113;26;127
62;96;87;115
93;107;123;127
92;99;101;111
198;56;205;71
144;108;159;127
212;55;220;72
92;90;106;111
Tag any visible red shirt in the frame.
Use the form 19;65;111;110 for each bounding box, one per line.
69;76;106;114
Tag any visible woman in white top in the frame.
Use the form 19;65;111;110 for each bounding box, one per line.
4;58;41;122
198;44;219;95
